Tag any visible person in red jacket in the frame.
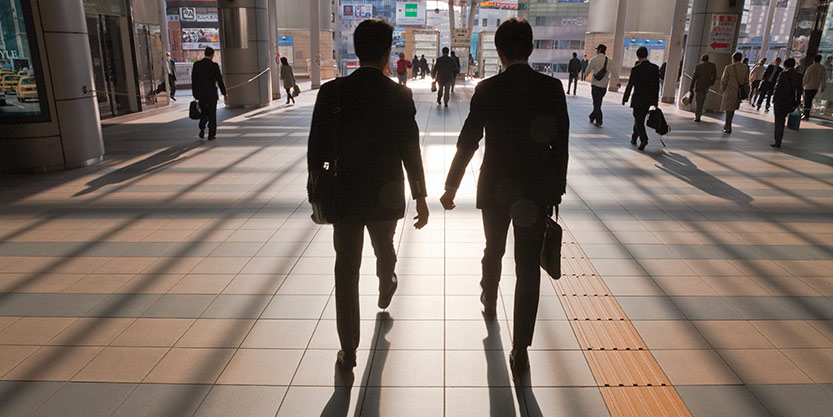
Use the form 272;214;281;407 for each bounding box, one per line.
395;52;412;86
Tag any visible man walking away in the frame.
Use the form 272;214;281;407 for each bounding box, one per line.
749;58;766;104
450;50;461;92
308;19;429;369
433;47;457;107
420;55;428;79
756;57;782;111
772;58;803;148
689;54;717;122
585;44;620;127
412;55;420;79
580;54;589;80
191;46;227;140
802;54;826;120
396;52;412;86
152;52;177;100
622;46;660;151
720;52;749;134
568;52;581;95
440;18;569;374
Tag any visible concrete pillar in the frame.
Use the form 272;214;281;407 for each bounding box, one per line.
680;0;746;113
760;0;777;62
0;0;103;173
609;0;628;91
269;0;280;99
448;0;456;41
468;0;477;31
310;0;321;89
218;0;271;108
662;0;690;104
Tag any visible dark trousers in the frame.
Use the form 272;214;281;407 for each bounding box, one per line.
750;79;761;102
198;100;218;138
168;74;176;97
774;111;788;146
632;106;650;144
568;74;578;95
284;88;295;103
333;220;398;352
804;89;818;119
437;82;451;104
756;81;774;109
694;89;708;120
590;85;606;123
724;110;735;132
481;205;546;348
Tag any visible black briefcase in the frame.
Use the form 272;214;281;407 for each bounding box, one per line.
189;100;201;120
540;214;563;279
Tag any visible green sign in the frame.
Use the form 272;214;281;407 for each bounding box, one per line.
405;3;418;17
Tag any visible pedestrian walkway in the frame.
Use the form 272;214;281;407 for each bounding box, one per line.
0;77;832;417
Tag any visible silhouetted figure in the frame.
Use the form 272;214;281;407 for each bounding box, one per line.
433;47;456;107
585;44;620;127
440;18;569;374
568;52;581;95
191;46;227;140
419;55;428;79
756;57;782;111
622;46;660;151
307;19;428;369
802;54;826;120
280;57;296;104
412;55;420;79
690;54;717;122
721;52;749;134
772;57;803;148
749;58;766;104
580;54;589;80
450;50;461;92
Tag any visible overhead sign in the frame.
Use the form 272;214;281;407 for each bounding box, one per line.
181;28;219;50
179;7;196;22
708;14;738;53
342;4;373;19
278;36;294;66
396;2;427;26
478;1;517;8
452;28;471;48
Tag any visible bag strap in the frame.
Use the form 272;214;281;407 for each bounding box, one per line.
327;79;344;169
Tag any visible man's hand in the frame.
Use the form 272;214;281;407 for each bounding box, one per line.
224;94;229;102
413;198;429;229
440;190;456;210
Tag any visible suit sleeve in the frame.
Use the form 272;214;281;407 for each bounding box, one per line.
397;89;427;199
445;85;486;191
308;83;333;179
551;80;570;200
216;65;227;96
623;72;635;103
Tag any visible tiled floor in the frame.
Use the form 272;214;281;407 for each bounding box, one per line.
1;77;833;416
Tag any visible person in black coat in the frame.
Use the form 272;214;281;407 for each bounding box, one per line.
771;57;803;148
440;18;569;374
190;47;227;140
622;46;660;151
308;19;428;369
433;47;457;106
568;52;582;95
756;57;782;111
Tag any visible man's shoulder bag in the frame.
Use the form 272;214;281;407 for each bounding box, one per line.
593;57;608;81
733;65;749;101
307;80;343;225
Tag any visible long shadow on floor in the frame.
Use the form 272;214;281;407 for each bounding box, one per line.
645;150;753;204
483;313;518;416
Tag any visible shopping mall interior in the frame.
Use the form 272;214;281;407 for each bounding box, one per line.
1;1;833;416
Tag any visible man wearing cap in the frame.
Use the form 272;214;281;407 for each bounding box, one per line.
191;46;227;140
585;44;620;127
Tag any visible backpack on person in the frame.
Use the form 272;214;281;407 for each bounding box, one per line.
593;57;608;81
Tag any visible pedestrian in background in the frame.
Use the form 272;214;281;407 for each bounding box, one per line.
756;57;782;111
772;57;803;148
395;52;412;86
801;54;826;120
412;54;420;79
749;58;766;104
580;54;589;80
690;54;717;122
622;46;660;151
420;55;428;79
721;52;749;134
433;47;457;107
191;46;227;140
585;44;620;127
280;57;296;105
568;52;581;95
450;50;461;92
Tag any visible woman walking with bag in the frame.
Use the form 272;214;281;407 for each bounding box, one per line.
280;57;296;104
720;52;749;134
771;58;803;148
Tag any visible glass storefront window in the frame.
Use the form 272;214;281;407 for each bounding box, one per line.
812;2;833;118
0;0;50;123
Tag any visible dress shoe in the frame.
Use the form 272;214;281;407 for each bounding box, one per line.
593;121;602;127
630;135;638;145
207;136;216;141
638;140;647;151
170;96;176;101
444;103;448;108
770;143;781;148
378;273;398;309
336;350;357;368
509;348;529;372
198;129;205;139
693;118;700;122
589;115;594;124
480;290;497;318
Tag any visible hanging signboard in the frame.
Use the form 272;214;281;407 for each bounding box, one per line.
452;28;471;49
396;2;427;26
182;28;220;50
342;4;373;19
708;14;738;53
278;36;295;66
180;7;197;22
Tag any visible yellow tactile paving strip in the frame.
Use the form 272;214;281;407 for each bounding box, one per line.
553;227;693;417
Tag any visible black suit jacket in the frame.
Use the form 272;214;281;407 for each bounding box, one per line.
762;64;782;84
433;55;457;84
773;68;803;114
308;67;427;223
568;58;581;75
191;58;226;102
623;60;660;109
445;64;569;209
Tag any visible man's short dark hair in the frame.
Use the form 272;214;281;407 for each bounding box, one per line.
636;47;648;59
442;47;449;54
572;52;577;58
784;57;796;68
494;18;533;61
701;54;709;62
205;46;215;57
732;52;743;62
354;19;393;62
814;54;822;63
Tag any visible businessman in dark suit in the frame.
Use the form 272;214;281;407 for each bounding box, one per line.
191;46;227;140
440;18;569;373
433;47;457;107
308;19;429;369
622;46;660;151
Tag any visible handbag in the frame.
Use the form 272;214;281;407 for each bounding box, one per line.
431;81;437;92
733;65;749;101
293;84;301;97
540;207;562;280
307;80;343;224
189;100;201;120
593;57;608;81
787;106;802;131
681;91;692;107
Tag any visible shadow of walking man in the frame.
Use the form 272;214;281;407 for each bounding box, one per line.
647;150;754;203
